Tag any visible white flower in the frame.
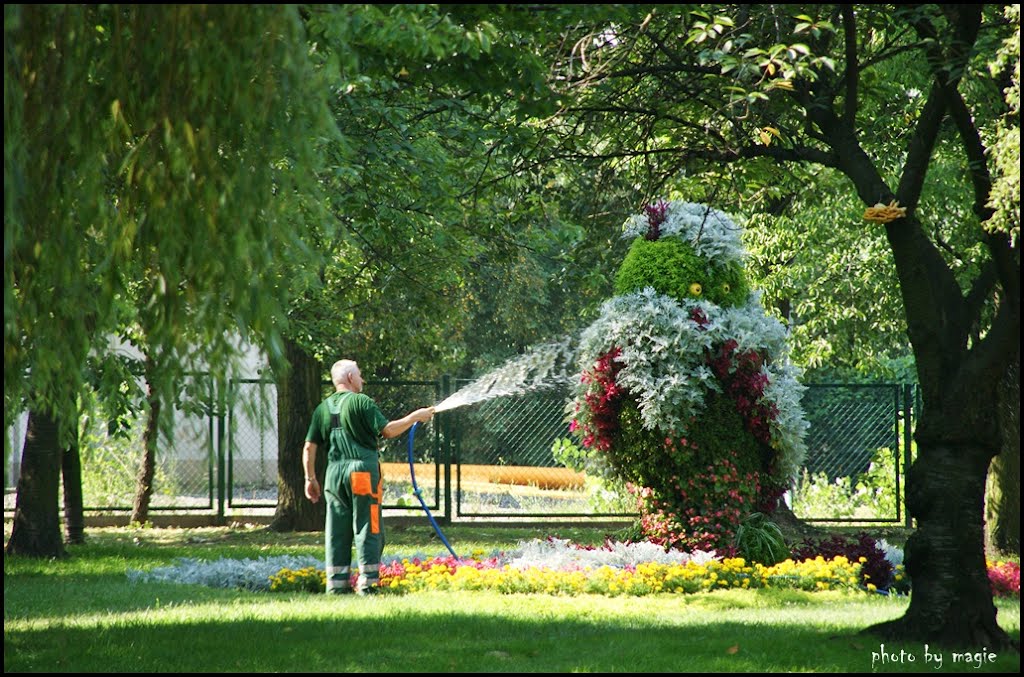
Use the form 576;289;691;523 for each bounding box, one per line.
621;201;747;266
876;539;904;568
125;542;732;593
503;538;719;570
128;555;322;591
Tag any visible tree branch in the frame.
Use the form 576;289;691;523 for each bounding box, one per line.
867;5;1013;396
903;5;1019;337
942;87;1019;309
567;63;722;88
898;4;980;212
499;141;842;184
896;82;947;212
962;259;998;332
564;104;731;146
840;4;859;130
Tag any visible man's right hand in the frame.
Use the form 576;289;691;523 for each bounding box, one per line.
414;407;435;423
305;477;321;503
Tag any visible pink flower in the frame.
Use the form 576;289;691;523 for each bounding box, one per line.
989;561;1021;598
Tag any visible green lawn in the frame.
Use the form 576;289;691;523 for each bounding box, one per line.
4;523;1020;673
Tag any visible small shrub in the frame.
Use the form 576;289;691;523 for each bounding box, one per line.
793;532;894;591
734;512;789;565
793;422;917;521
552;436;634;513
855;434;916;518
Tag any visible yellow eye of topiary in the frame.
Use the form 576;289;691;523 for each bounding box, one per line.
689;283;703;297
722;283;731;293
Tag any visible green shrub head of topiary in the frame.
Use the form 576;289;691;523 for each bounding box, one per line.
614;236;750;307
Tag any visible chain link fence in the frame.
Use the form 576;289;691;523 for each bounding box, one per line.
792;384;914;524
6;379;915;525
447;382;592;517
226;379;278;508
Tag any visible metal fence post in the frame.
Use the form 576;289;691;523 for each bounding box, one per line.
207;379;216;513
226;378;234;511
903;383;915;529
215;381;226;523
892;384;901;523
441;374;452;524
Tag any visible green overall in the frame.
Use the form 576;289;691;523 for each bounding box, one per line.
306;391;389;594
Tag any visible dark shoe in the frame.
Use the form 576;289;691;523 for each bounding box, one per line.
327;586;354;596
356;585;381;596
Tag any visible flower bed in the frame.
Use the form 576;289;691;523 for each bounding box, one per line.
268;540;1020;598
989;560;1021;598
370;553;866;596
130;537;1020;599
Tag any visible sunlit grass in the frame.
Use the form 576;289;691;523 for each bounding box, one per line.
4;524;1020;673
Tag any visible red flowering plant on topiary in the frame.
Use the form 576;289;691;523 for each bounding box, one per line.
643;199;669;241
607;390;766;553
571;346;624;452
628;452;760;554
704;338;788;511
708;339;775;445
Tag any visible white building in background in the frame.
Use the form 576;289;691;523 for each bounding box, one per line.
5;340;278;500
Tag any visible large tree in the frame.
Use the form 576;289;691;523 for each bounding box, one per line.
269;5;612;527
268;5;506;529
5;4;333;555
520;4;1018;648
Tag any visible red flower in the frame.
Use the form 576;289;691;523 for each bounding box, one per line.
575;346;624;452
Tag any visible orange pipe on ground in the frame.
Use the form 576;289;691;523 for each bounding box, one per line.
380;463;585;490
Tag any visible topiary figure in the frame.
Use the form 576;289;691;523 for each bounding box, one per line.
569;200;808;554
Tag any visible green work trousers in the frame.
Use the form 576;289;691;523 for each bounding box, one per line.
324;455;384;593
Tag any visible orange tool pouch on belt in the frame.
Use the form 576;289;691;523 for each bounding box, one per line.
351;471;383;533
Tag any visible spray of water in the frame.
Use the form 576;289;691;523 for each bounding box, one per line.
433;337;579;413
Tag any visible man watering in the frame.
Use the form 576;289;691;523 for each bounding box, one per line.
303;359;435;595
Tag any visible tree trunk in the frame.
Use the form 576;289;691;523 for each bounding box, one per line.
5;408;67;558
269;337;326;532
865;348;1017;650
986;355;1019;555
843;114;1019;645
61;417;86;545
131;373;160;525
868;439;1011;648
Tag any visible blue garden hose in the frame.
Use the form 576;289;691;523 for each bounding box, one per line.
407;422;459;559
